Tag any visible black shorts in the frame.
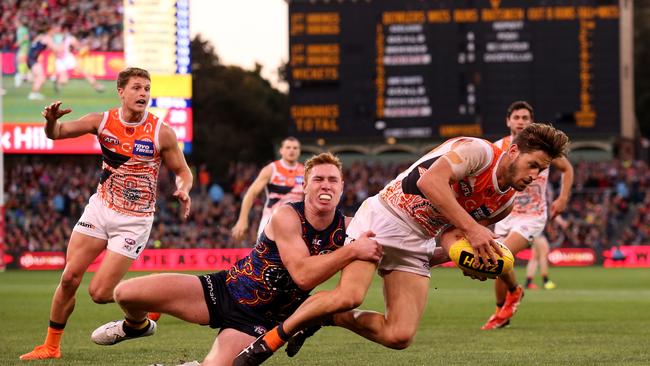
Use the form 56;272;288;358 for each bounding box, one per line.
198;271;277;337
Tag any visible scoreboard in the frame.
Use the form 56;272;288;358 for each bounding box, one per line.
124;0;193;152
288;0;621;141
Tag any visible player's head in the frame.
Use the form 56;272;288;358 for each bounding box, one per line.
279;137;301;164
503;123;569;191
506;101;534;136
117;67;151;114
303;152;344;212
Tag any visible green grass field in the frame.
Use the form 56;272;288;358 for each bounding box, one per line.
2;76;116;123
1;267;649;366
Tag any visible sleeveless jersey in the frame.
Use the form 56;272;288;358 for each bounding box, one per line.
262;160;304;217
226;201;346;322
380;137;515;237
96;108;163;216
494;135;549;218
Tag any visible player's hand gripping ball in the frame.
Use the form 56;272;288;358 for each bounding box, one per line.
448;238;514;280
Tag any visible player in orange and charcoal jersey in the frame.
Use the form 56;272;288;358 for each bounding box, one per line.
480;101;574;330
234;124;570;365
232;137;304;242
20;67;193;361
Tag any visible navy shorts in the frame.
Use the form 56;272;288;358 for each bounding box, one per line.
198;271;277;337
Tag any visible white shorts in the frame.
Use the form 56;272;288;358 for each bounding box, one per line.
494;213;546;243
73;194;154;259
55;54;76;72
345;195;436;277
257;212;272;238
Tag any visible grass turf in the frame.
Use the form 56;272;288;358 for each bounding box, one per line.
2;76;116;123
1;267;649;365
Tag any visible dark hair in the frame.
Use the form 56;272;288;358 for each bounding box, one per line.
506;101;534;120
281;136;300;148
304;152;342;181
512;123;570;159
117;67;150;89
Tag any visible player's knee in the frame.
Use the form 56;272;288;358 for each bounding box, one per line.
59;271;83;292
113;281;138;306
383;329;415;350
331;288;365;311
88;284;114;304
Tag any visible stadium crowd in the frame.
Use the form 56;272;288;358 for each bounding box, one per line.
0;0;123;52
4;155;649;257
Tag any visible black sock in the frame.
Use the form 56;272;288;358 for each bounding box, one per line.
49;320;66;330
277;322;290;341
525;277;533;287
508;286;518;292
122;318;150;337
542;276;549;284
496;302;505;308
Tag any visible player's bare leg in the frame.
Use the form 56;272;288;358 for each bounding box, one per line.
20;232;107;360
534;235;555;289
333;269;429;349
92;273;209;345
202;329;256;366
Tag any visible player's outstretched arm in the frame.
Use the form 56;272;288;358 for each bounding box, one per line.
43;101;102;139
271;206;381;291
549;156;574;218
232;164;272;241
160;124;193;220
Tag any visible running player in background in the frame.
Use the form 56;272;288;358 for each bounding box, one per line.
51;24;105;93
235;124;570;365
90;153;382;366
232;137;304;242
14;16;30;88
482;101;574;330
19;67;193;360
26;24;56;101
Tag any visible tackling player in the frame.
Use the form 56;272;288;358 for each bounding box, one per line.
90;153;382;366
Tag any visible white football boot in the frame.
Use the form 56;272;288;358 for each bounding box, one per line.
91;319;157;345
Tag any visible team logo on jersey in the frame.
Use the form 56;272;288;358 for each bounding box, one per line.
253;325;267;335
295;176;304;185
101;135;119;146
459;180;473;197
133;140;154;157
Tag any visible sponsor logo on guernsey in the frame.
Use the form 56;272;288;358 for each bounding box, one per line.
253;325;267;335
133;140;154;157
470;205;491;220
459;180;472;197
295;176;304;185
101;135;119;146
76;221;95;229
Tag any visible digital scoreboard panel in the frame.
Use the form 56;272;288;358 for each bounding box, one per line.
124;0;192;152
288;0;620;141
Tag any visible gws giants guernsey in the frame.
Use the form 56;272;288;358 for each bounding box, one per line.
96;108;163;216
380;137;516;237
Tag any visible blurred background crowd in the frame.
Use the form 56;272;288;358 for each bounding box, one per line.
4;155;649;257
0;0;123;52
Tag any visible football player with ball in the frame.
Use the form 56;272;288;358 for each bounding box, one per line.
235;123;570;365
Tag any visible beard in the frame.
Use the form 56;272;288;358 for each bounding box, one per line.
506;157;527;191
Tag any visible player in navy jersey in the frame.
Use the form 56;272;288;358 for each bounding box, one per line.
90;152;382;366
